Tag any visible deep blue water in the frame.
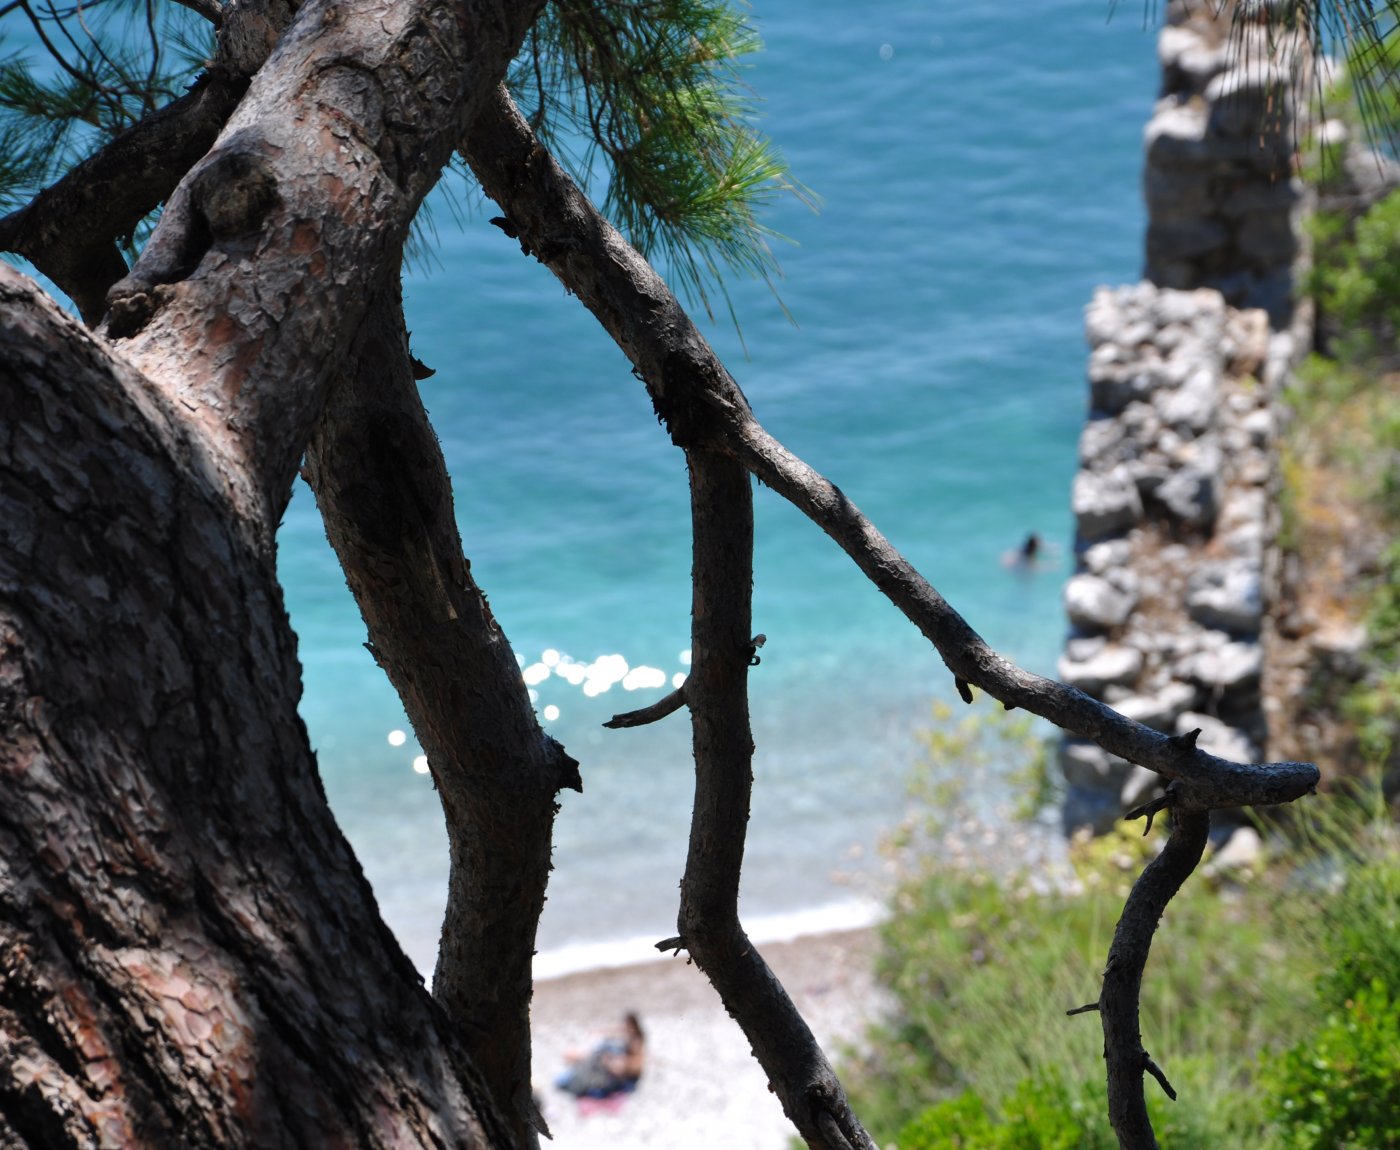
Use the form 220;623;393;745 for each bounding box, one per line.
7;2;1160;974
284;2;1158;973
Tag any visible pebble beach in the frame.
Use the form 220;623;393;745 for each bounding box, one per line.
530;928;892;1150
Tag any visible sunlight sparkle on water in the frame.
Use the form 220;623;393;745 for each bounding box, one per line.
672;672;687;689
542;648;560;667
412;755;429;775
543;704;560;721
522;662;551;686
621;665;667;691
387;729;407;747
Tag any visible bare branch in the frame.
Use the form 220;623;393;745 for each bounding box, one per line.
171;0;224;25
461;86;1320;816
1143;1053;1177;1103
1100;809;1209;1149
604;685;687;728
677;447;877;1150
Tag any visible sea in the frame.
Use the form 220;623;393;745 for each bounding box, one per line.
10;2;1160;978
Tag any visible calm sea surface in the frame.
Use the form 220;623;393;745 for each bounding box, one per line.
11;3;1160;975
281;1;1159;975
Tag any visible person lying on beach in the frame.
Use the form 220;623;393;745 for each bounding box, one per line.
555;1011;646;1099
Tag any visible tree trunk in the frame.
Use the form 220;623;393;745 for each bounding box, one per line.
0;269;507;1148
303;276;579;1148
1;0;547;1143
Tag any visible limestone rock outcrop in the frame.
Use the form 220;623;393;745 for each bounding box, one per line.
1058;1;1312;835
1060;287;1286;834
1144;1;1308;326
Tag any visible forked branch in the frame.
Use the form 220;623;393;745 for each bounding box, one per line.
1099;808;1210;1149
461;86;1318;815
0;0;298;323
463;82;1319;1150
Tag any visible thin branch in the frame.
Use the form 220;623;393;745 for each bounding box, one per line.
1100;809;1209;1149
604;685;687;728
677;446;877;1150
170;0;224;26
1143;1052;1177;1103
460;86;1320;816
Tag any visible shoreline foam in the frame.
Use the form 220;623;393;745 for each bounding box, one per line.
531;896;886;982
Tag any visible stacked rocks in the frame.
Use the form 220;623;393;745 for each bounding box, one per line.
1144;0;1307;326
1059;284;1287;834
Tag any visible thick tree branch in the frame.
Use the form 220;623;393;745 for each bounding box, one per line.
0;0;297;324
5;2;549;1143
1;262;507;1148
0;71;246;323
461;86;1319;816
677;449;877;1150
103;0;546;534
303;277;577;1150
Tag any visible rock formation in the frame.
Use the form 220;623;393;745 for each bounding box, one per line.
1144;0;1308;327
1060;285;1290;833
1059;0;1310;833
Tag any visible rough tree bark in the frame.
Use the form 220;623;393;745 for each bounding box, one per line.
1;0;556;1144
302;275;580;1146
0;267;505;1148
2;4;1324;1149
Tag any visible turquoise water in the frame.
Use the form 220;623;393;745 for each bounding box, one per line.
282;2;1158;973
6;3;1159;973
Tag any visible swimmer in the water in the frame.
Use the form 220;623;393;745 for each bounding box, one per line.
1002;532;1055;569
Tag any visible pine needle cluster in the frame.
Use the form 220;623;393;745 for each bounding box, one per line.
0;0;211;217
0;0;810;313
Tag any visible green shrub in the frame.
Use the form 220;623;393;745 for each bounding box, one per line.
848;700;1400;1150
891;1077;1116;1150
1260;981;1400;1150
1308;192;1400;358
1318;840;1400;1007
893;1091;997;1150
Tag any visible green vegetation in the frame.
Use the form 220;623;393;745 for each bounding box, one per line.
0;1;806;312
846;713;1400;1149
1281;185;1400;785
514;1;814;318
1308;190;1400;364
1276;23;1400;790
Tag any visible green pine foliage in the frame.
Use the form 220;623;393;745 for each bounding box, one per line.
511;0;813;319
0;0;212;212
0;1;809;315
